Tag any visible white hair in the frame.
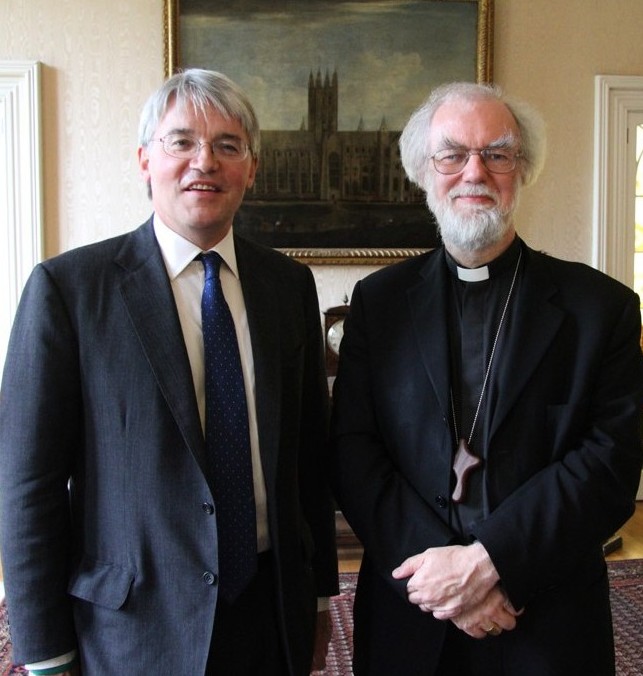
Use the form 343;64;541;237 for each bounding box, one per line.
399;82;546;189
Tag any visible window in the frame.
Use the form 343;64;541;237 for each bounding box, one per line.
593;76;643;287
635;123;643;323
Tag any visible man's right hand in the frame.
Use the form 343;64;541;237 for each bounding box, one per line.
449;584;522;639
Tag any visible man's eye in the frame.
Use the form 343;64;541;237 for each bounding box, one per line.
485;151;510;161
217;141;242;155
170;136;196;150
442;152;467;163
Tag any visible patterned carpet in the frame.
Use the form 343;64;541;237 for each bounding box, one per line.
2;560;642;675
607;559;643;675
312;573;356;675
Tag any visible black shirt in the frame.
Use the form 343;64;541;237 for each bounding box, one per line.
445;236;524;535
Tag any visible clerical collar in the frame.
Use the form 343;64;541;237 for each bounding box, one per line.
446;237;522;283
457;266;489;282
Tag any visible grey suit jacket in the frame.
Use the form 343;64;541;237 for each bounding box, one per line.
0;218;338;674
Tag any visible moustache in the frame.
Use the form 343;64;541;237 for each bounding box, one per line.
448;185;499;203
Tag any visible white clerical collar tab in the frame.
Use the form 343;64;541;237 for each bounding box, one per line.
457;265;490;282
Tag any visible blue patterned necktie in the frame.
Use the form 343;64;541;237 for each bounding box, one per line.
199;251;257;602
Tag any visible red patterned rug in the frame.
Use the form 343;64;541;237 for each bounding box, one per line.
2;560;642;675
607;559;643;675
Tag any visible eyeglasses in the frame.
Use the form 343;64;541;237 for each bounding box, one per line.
153;133;250;162
430;147;522;175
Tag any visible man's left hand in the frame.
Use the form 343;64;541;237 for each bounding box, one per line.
449;583;522;638
392;542;499;618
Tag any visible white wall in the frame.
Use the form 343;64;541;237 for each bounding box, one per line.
3;0;643;316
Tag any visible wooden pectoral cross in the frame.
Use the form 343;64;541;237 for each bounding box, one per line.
451;438;482;504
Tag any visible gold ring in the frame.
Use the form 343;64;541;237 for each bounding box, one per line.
485;623;501;636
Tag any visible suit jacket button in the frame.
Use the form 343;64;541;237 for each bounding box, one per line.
202;502;215;515
203;571;218;586
435;495;448;509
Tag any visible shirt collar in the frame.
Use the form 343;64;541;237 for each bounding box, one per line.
445;236;522;283
456;265;489;282
152;215;240;281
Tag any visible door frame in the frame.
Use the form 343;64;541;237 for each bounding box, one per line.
593;75;643;499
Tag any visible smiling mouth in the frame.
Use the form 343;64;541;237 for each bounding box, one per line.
186;183;222;192
450;186;497;200
458;195;492;202
451;191;497;208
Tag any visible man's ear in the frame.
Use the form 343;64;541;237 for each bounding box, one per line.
138;145;150;178
137;146;153;199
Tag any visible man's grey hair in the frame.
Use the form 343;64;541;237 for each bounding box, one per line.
138;68;261;158
399;82;546;189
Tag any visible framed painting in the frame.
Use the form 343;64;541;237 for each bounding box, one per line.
164;0;494;264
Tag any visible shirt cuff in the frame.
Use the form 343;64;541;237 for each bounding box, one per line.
26;649;77;675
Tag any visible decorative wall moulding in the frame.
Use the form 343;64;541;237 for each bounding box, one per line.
0;60;44;367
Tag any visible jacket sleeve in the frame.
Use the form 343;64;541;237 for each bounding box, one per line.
0;264;80;663
298;266;339;597
330;279;457;584
472;290;643;610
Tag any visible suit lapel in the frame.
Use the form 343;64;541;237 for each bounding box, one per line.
488;248;564;439
406;246;565;444
407;251;452;422
115;220;207;473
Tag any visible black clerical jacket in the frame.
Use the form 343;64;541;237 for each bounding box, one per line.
331;241;643;676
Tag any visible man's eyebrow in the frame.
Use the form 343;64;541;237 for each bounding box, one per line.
438;136;465;150
162;127;194;136
486;133;519;149
162;128;244;142
437;133;518;150
216;132;245;142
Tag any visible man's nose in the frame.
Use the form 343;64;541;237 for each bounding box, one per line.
190;142;220;170
461;152;489;180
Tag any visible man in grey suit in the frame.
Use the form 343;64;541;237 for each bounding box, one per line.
331;82;643;675
0;68;338;675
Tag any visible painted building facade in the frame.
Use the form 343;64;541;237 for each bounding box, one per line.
249;70;423;204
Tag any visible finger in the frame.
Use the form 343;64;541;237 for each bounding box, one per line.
456;623;488;639
494;612;518;632
432;607;460;621
483;622;502;637
392;555;421;579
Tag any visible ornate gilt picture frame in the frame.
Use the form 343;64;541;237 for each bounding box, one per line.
164;0;494;264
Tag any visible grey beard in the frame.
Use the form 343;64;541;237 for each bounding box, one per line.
426;190;517;253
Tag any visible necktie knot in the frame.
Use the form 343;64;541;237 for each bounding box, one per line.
199;251;223;282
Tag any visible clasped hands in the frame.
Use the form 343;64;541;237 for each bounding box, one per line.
392;542;523;639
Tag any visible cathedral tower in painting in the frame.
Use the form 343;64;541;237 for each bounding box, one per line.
249;69;423;205
308;69;338;143
238;69;433;249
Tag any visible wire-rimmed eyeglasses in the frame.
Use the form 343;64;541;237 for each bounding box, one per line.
430;147;522;175
152;133;250;162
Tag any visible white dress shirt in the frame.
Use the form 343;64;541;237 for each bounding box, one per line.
153;216;270;552
154;218;329;614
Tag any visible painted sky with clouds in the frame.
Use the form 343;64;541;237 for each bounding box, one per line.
179;0;478;131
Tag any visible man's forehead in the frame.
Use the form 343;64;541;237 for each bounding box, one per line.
430;99;519;146
157;99;240;134
161;98;225;122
